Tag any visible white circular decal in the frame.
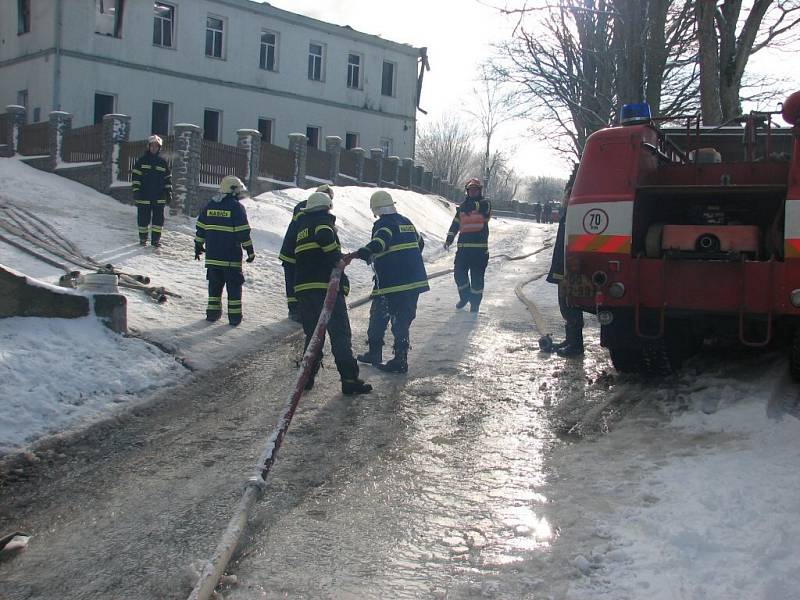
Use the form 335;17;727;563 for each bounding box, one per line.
583;208;609;234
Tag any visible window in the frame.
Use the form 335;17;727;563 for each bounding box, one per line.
203;109;221;142
95;0;124;38
205;16;224;58
381;61;395;96
347;54;361;89
151;101;170;136
380;138;393;157
257;118;273;144
306;126;321;149
33;107;41;123
308;43;323;81
260;31;277;71
153;2;174;48
16;90;28;108
17;0;30;34
94;93;116;124
345;132;359;150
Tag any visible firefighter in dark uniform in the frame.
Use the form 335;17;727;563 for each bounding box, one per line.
194;176;255;327
131;135;173;247
279;184;334;323
543;170;584;356
292;191;372;395
350;190;429;374
444;177;492;312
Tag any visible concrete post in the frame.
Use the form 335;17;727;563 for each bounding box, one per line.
352;147;366;183
423;170;433;192
432;175;441;196
384;155;400;186
6;105;26;154
48;111;72;170
237;128;261;192
101;114;130;193
173;123;202;216
325;135;342;183
288;133;308;188
400;158;414;188
370;148;383;186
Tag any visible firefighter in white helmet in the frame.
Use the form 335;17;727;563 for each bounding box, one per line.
194;175;255;326
348;190;429;373
131;134;174;247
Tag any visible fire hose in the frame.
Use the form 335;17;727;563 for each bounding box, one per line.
187;265;345;600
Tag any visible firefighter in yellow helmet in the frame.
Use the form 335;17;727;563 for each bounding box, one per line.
131;134;173;247
194;176;255;326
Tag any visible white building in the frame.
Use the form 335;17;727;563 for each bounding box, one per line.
0;0;428;157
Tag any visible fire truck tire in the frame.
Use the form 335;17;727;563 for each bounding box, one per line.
645;223;665;258
790;329;800;382
608;345;643;373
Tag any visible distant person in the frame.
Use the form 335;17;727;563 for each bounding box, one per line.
533;202;542;223
542;201;552;224
131;135;173;247
279;184;334;322
444;178;492;312
292;191;372;395
194;176;255;326
350;190;429;374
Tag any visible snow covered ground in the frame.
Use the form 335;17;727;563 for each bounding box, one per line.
2;156;800;599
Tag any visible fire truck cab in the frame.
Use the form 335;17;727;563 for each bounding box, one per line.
564;91;800;376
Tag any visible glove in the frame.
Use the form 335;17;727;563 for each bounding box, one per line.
355;247;372;262
194;243;204;261
246;252;255;263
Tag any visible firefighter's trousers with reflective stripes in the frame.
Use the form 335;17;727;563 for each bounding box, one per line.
367;291;420;353
137;202;165;244
454;248;488;308
282;262;296;310
207;267;244;324
298;290;359;382
558;286;584;346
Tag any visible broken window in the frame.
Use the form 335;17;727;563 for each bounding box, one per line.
95;0;124;38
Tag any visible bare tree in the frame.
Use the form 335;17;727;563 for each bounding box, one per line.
524;175;567;205
487;151;522;203
415;114;480;186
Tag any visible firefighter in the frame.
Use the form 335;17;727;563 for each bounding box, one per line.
543;171;584;357
350;190;429;373
279;184;334;323
194;175;255;327
533;202;542;223
131;135;173;247
444;178;492;312
293;191;372;395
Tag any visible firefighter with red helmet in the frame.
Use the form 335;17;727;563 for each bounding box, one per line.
131;135;173;247
444;178;492;312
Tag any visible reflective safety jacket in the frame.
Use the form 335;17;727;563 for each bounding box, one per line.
131;151;172;205
292;210;350;295
362;213;429;297
445;196;492;250
278;200;307;266
195;194;254;270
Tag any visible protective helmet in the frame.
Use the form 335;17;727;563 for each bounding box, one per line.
147;135;163;147
219;175;248;196
465;177;482;190
370;190;394;211
316;183;335;199
305;191;333;212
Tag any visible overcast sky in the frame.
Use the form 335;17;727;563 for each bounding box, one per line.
265;0;568;179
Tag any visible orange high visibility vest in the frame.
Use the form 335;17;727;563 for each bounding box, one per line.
459;211;486;234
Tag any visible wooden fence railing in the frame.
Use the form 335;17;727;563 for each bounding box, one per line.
362;157;379;184
17;122;49;156
259;142;295;182
118;136;175;181
306;146;332;180
63;123;103;162
339;150;358;178
200;140;247;186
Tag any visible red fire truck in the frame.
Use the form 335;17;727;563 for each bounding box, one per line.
564;91;800;376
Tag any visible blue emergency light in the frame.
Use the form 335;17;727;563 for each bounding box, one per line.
620;102;651;125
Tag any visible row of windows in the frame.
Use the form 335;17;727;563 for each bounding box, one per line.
90;93;394;155
15;1;398;97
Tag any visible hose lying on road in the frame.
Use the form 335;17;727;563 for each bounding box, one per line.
187;266;345;600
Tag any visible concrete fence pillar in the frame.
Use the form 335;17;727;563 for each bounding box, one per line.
423;170;433;191
173;123;202;216
401;158;414;189
384;155;400;186
101;113;130;193
352;147;366;183
413;165;424;190
288;133;308;188
6;105;26;155
432;175;441;195
48;111;72;171
325;135;342;183
236;128;261;192
369;148;383;186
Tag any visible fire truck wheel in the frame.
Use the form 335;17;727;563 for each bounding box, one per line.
790;329;800;382
645;223;665;259
609;346;643;373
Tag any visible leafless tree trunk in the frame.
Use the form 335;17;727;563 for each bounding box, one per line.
415;115;480;186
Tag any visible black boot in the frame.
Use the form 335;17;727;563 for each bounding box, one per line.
342;378;373;395
357;343;382;366
456;297;469;309
556;342;584;357
206;311;221;322
304;361;321;390
288;307;302;323
139;236;147;246
377;350;408;374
